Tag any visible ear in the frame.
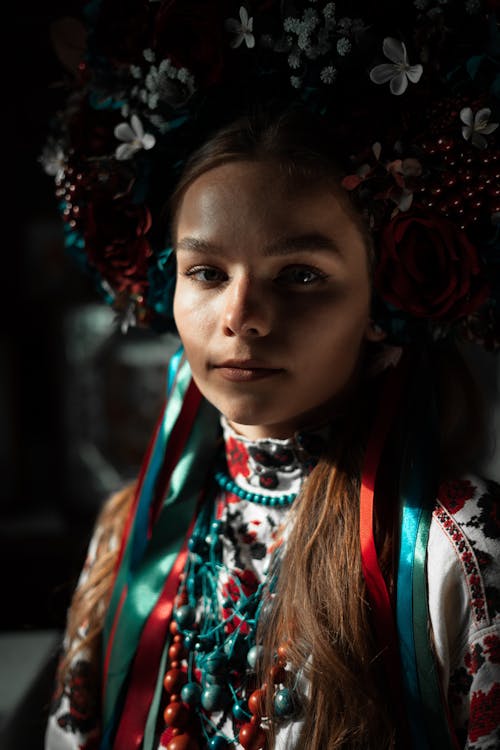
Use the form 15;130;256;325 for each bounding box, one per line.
365;319;387;343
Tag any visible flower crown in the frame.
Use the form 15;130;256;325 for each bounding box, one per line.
42;0;500;349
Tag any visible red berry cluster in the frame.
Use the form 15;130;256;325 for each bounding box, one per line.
418;138;500;231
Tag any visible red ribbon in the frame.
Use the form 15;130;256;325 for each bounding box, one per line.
359;356;410;739
109;380;204;749
112;525;194;750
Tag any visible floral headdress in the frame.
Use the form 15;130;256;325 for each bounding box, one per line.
42;0;500;348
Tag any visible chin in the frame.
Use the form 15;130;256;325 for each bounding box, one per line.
211;395;284;429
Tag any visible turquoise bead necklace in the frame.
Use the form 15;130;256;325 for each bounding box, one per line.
214;471;297;507
162;479;301;748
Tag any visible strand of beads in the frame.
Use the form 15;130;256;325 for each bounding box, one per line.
161;616;201;750
160;480;301;748
214;472;297;507
160;495;267;748
238;642;300;750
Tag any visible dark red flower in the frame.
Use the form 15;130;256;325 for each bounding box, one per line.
375;211;490;321
153;0;233;87
438;479;475;515
84;199;152;294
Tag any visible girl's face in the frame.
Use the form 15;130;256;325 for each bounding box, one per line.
173;160;381;439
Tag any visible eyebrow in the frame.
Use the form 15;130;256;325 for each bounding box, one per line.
175;233;342;257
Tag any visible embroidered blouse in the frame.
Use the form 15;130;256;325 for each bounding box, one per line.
45;419;500;750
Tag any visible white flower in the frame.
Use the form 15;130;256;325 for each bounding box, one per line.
369;37;423;95
284;17;300;33
320;65;337;84
114;114;156;160
288;52;301;69
225;7;255;49
298;30;313;53
460;107;499;149
40;143;66;182
337;37;351;56
290;75;302;89
323;3;336;20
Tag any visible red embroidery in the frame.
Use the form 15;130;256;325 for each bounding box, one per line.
434;503;488;626
438;478;475;515
483;634;500;663
465;643;485;675
226;436;251;478
468;683;500;742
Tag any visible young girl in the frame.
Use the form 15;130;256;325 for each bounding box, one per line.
42;3;500;749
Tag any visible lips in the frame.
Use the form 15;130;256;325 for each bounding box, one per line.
212;359;284;382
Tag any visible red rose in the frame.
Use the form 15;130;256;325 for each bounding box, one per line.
375;211;490;321
153;0;233;86
84;199;152;294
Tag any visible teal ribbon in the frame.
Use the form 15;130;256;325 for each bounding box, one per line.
396;353;457;750
101;353;220;745
397;464;431;749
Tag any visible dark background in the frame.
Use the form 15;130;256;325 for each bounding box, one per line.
4;5;178;745
4;3;500;747
7;1;179;635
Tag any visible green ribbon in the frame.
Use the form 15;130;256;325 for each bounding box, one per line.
101;356;220;741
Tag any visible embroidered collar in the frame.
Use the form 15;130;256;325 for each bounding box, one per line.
220;415;328;494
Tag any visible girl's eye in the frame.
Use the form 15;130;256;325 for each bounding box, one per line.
185;266;226;283
276;266;326;286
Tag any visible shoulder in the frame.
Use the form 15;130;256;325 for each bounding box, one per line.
435;475;500;541
433;476;500;591
428;474;500;659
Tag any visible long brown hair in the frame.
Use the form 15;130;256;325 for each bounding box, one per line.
58;109;483;748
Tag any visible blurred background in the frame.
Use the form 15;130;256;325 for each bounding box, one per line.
4;3;180;746
3;3;500;749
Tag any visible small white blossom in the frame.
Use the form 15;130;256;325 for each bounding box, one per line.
288;52;301;69
303;8;319;27
369;37;423;95
297;30;311;51
143;48;155;63
290;75;302;88
177;67;190;84
114;114;156;160
323;3;336;20
284;17;300;33
337;37;351;56
40;142;66;182
414;0;429;9
320;65;337;84
460;107;499;149
130;65;142;79
225;7;255;49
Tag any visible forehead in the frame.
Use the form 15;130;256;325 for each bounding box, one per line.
175;160;361;247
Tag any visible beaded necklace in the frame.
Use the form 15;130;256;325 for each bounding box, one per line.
160;480;302;749
214;471;297;507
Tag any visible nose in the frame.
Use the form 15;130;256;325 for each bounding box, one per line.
222;275;272;338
